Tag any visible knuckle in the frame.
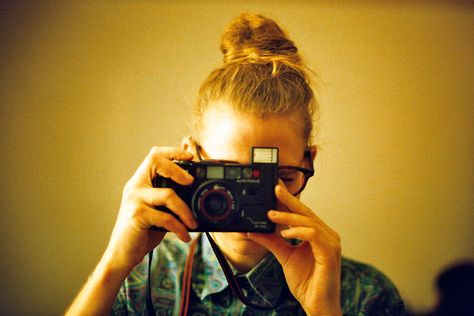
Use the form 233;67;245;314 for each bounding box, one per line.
332;237;342;251
308;227;318;240
160;213;174;227
123;180;135;195
155;165;168;178
148;147;164;166
334;243;342;256
156;159;175;179
130;205;146;222
329;234;342;256
123;186;141;204
153;189;177;209
149;193;160;207
160;188;174;201
149;146;160;156
334;235;342;254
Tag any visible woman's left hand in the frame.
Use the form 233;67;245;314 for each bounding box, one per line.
248;183;342;316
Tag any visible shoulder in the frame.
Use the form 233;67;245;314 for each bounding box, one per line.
340;257;405;316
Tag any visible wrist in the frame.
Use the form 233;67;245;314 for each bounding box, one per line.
304;303;342;316
99;247;138;277
304;307;342;316
65;249;136;316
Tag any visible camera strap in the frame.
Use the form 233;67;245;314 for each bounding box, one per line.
146;233;281;316
204;232;278;310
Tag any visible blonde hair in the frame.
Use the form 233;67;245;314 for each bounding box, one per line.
193;13;318;145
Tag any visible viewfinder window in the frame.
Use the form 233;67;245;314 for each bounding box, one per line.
207;166;224;179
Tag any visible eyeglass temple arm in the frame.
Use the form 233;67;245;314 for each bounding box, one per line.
305;149;314;170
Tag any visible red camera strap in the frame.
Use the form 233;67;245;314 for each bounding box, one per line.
178;233;199;316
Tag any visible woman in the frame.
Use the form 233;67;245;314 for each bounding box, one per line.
67;13;404;315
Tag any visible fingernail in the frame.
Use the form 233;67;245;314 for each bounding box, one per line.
184;173;194;183
183;234;192;243
275;185;284;194
268;210;277;217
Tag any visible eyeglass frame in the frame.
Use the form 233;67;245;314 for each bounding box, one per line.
192;141;315;196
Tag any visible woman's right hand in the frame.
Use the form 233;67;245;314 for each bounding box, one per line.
104;146;199;271
66;147;199;315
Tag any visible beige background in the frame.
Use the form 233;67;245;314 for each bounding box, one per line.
1;1;473;315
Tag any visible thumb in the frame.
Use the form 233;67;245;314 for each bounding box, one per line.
247;233;292;265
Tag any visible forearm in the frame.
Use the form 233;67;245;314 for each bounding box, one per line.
65;250;134;316
65;147;194;315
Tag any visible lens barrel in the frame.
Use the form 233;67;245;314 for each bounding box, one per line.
192;181;238;229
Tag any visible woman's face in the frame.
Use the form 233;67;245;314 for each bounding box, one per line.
195;102;309;256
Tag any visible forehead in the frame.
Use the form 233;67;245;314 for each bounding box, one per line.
198;103;306;165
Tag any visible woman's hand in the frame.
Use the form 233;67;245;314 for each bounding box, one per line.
66;147;199;315
105;146;199;271
248;183;342;316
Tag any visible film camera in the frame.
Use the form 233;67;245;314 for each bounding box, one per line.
152;147;278;232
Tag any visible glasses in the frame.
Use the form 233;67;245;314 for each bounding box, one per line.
194;142;314;196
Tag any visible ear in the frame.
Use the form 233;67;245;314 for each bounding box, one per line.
304;145;317;169
309;145;317;161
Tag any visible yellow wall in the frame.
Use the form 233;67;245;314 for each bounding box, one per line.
1;2;472;314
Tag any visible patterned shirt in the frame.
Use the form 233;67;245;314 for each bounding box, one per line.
112;234;405;315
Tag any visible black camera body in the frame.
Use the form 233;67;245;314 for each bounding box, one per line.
152;148;278;232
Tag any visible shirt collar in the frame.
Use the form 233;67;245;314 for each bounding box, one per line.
192;234;285;307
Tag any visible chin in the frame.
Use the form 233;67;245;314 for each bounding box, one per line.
214;232;267;255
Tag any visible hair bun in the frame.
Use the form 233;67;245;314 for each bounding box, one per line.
220;13;300;65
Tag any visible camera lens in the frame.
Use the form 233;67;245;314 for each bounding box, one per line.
192;181;238;228
203;192;228;217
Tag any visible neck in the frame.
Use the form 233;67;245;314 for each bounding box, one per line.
210;233;269;273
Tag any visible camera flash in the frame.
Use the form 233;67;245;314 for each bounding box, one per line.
252;147;278;164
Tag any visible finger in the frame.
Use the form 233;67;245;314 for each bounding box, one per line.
276;184;331;231
267;210;315;228
247;233;293;265
272;211;340;249
275;184;313;217
149;146;195;161
280;226;315;241
145;207;192;242
140;188;198;229
153;154;194;186
280;226;338;246
132;147;194;185
280;227;341;265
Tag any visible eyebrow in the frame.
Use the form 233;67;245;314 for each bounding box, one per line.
278;168;300;173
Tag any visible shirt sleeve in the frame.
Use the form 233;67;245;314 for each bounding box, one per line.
109;236;187;316
341;258;406;316
356;271;405;316
110;283;128;316
109;255;151;316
